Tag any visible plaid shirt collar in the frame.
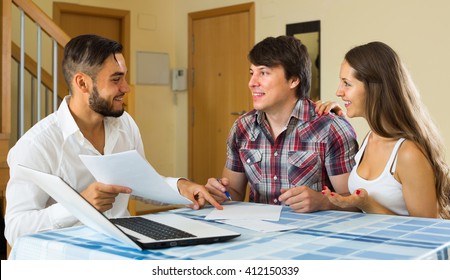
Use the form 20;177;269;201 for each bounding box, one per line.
253;99;315;141
255;98;314;124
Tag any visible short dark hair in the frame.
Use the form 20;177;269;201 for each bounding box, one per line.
62;34;123;91
248;35;312;99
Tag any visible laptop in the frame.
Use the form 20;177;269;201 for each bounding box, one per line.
17;164;240;250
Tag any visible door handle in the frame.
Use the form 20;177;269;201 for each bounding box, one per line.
230;110;246;116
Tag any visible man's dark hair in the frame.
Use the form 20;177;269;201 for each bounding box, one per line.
248;35;312;99
62;34;123;91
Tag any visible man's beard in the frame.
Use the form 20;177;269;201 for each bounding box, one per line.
89;86;125;117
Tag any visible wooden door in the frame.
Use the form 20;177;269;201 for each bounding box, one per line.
188;3;255;183
52;2;132;114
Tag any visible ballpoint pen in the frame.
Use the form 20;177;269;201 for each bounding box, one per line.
224;191;232;201
216;178;232;201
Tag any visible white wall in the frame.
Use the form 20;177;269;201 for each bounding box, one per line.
26;0;450;179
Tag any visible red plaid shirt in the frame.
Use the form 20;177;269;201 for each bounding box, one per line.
226;99;358;204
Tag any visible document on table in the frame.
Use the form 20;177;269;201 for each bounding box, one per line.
205;203;282;221
79;150;191;205
220;219;298;233
205;203;297;232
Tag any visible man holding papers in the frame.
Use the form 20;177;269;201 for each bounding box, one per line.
4;34;221;247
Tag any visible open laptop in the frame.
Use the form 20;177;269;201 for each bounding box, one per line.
17;164;240;250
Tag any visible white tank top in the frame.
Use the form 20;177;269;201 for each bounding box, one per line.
348;133;408;215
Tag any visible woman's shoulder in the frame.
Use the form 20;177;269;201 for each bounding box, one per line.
397;140;426;161
392;139;436;192
396;139;433;173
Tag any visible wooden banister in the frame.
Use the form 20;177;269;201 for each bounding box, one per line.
1;0;73;260
2;0;70;135
1;0;12;134
13;0;70;47
11;42;68;98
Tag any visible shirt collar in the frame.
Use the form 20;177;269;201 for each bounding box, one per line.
57;96;81;141
255;99;315;125
57;96;121;143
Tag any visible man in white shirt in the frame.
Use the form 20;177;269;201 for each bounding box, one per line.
4;34;221;247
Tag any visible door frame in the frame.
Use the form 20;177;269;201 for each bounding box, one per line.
187;3;255;179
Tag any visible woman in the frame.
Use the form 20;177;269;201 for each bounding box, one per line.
318;41;450;218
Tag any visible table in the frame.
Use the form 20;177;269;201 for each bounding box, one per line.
8;204;450;260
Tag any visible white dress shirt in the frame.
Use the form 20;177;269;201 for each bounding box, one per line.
5;96;180;246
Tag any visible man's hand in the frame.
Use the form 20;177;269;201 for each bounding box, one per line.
279;186;329;212
204;177;231;204
177;179;223;210
80;182;132;212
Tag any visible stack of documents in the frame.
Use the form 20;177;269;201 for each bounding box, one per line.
205;203;298;233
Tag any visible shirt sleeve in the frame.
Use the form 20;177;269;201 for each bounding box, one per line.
325;116;359;176
164;177;180;192
4;142;78;247
225;121;246;172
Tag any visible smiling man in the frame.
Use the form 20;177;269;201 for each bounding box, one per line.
5;34;221;247
205;36;358;213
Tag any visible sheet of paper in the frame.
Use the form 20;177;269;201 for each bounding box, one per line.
205;203;282;221
79;150;191;205
220;219;298;233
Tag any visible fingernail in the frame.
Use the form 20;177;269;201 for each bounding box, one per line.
330;192;335;196
356;190;361;195
321;190;325;195
323;186;328;190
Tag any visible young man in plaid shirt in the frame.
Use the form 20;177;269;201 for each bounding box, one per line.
206;36;358;213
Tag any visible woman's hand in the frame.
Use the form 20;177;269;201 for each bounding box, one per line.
314;100;345;117
321;186;368;209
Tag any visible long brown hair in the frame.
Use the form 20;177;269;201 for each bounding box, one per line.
345;41;450;218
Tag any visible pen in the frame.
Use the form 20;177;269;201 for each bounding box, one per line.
216;178;232;201
224;191;232;201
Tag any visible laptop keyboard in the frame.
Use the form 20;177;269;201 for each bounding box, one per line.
111;217;196;240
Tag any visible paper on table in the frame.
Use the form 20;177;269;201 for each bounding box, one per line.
205;203;282;221
220;219;298;233
79;150;191;205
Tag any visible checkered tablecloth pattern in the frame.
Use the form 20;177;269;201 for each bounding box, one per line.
9;204;450;260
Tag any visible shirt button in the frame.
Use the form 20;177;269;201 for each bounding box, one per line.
273;175;278;180
247;159;251;163
274;151;278;156
273;198;278;203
